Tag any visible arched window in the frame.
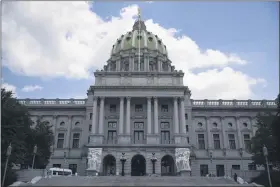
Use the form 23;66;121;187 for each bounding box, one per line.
60;122;65;126
75;122;80;126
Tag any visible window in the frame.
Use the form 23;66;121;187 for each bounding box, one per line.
228;123;233;127
161;131;170;144
69;164;77;174
244;134;251;152
75;122;80;126
198;134;205;149
228;134;236;149
110;105;117;112
243;123;248;127
213;134;221;149
134;122;144;129
161;105;168;112
108;122;117;128
216;165;225;177
60;122;65;126
72;133;80;148
160;122;170;129
89;125;92;132
89;113;92;120
88;136;90;143
187;137;190;144
213;122;218;127
53;164;61;168
186;125;189;132
232;165;240;170
57;133;64;148
107;130;117;144
185;114;188;119
248;163;257;170
135;104;143;112
198;122;203;127
134;131;144;144
200;165;208;176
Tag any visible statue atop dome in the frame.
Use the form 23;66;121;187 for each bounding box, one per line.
133;7;146;31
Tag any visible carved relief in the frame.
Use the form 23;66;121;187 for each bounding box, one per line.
175;148;191;171
87;148;102;172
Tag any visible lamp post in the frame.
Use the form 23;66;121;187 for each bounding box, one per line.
63;151;67;176
32;145;37;170
222;148;227;177
120;153;126;176
263;145;272;187
150;153;157;174
2;143;12;187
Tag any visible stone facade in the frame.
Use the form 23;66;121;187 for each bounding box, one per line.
18;19;277;178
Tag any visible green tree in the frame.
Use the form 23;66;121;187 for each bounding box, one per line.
24;120;54;169
1;88;32;186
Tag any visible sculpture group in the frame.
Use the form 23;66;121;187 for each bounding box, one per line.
175;148;191;172
87;148;102;172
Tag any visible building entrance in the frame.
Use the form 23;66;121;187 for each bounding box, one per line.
131;154;146;176
103;155;116;176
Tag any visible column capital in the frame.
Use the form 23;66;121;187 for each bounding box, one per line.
99;96;105;100
147;96;152;100
220;116;226;120
205;116;211;120
235;116;241;120
173;97;179;101
68;115;72;119
180;96;185;101
93;96;98;100
153;96;158;100
119;97;125;101
126;96;131;101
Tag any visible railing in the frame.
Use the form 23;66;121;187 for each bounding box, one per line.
17;98;277;108
191;99;277;108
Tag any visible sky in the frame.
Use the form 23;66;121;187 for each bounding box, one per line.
1;1;279;100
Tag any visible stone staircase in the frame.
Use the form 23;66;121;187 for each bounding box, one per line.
25;176;262;187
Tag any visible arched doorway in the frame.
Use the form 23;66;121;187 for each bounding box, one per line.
103;155;116;176
161;155;175;176
131;154;146;176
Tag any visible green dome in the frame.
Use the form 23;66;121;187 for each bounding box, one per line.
111;20;168;56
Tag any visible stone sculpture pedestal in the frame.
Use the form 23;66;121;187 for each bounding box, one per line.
180;170;191;176
86;169;98;176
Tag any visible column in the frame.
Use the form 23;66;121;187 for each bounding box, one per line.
236;117;243;149
153;97;159;134
147;97;152;134
220;117;227;149
180;97;186;133
206;117;211;149
91;97;98;134
126;97;131;134
98;97;105;134
157;60;161;71
119;97;124;134
67;115;72;148
52;115;57;153
173;97;179;134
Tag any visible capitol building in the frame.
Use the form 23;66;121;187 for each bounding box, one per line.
18;15;277;179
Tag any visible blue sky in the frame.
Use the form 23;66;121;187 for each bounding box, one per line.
2;1;279;100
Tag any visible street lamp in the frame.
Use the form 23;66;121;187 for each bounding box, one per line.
150;153;157;174
222;148;227;176
32;145;37;170
120;153;126;176
2;143;12;187
263;145;272;187
63;152;67;176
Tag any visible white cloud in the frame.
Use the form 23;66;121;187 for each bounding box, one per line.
146;1;154;4
21;85;43;92
1;80;17;96
2;2;266;99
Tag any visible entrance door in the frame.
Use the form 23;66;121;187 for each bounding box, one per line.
131;154;146;176
216;165;225;177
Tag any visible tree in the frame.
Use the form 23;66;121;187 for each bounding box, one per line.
24;120;54;169
1;88;33;186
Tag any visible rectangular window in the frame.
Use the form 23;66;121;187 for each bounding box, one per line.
69;164;77;174
110;104;117;112
107;130;117;144
89;113;92;120
185;114;188;119
232;165;240;170
89;125;92;132
88;136;90;143
187;137;190;144
228;134;236;149
200;165;208;176
213;134;221;149
161;131;170;144
53;164;61;168
161;105;168;112
248;163;257;170
244;134;251;151
198;134;205;149
135;104;143;112
57;133;64;148
134;131;144;144
186;125;189;132
72;133;80;148
108;121;117;129
216;165;225;177
160;122;170;129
